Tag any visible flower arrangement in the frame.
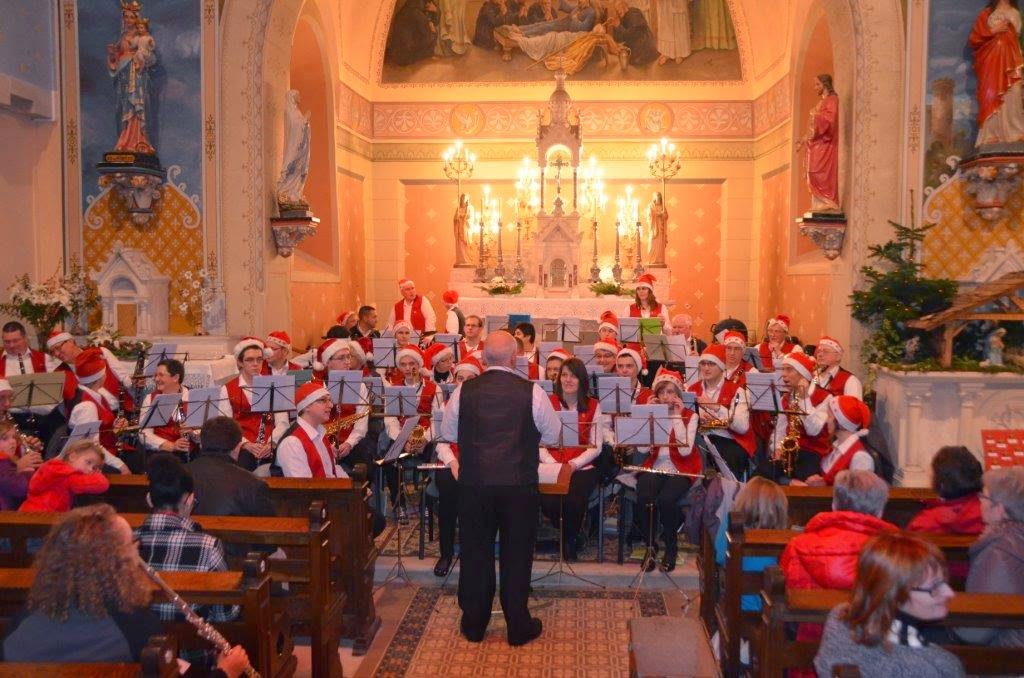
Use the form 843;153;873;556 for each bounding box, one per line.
88;326;152;361
2;270;76;346
63;258;101;332
589;281;634;297
171;268;217;334
477;276;524;296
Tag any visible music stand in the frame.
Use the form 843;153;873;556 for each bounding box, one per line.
59;421;100;456
638;318;663;337
574;345;597;371
8;373;66;436
439;382;457;402
514;356;531;379
287;369;314;387
182;387;233;430
142;344;188;378
643;337;669;363
383;386;419;418
597;376;632;416
558;318;582;343
682;356;701;386
137;393;180;430
746;372;787;414
374;417;420;590
250;375;297;415
433;334;461;361
578;330;600;346
508;313;531;328
326;370;366;406
372;338;398;369
535;379;554;395
485;315;506;333
362;376;384;412
619;318;641;344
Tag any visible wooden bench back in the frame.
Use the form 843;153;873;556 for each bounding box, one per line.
0;634;181;678
783;486;935;528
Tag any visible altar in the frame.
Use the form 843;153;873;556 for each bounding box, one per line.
458;295;635;323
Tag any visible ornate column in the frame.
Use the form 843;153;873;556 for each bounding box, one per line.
957;382;988;453
900;383;933;487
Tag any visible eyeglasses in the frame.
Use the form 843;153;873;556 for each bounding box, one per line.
911;580;949;597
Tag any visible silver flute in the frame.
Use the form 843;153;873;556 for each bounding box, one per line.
137;559;261;678
621;464;705;479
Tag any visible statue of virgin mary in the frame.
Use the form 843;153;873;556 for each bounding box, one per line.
276;90;312;211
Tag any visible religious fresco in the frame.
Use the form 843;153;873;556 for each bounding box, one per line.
381;0;741;84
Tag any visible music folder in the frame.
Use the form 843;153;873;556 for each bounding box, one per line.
746;372;787;412
508;313;532;328
182;387;232;429
326;370;365;405
250;375;296;413
638;318;663;337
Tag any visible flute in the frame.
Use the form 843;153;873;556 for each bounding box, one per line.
137;559;261;678
621;464;706;479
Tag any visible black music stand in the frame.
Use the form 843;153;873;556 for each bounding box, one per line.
374;417;419;591
8;373;65;438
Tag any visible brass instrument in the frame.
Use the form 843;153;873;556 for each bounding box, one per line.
774;384;806;476
697;416;731;433
407;425;428;453
137;559;260;678
324;409;372;439
3;416;42;455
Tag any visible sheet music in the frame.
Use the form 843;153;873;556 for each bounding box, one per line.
383;385;419;417
557;410;580;447
182;387;232;428
664;335;691;362
596;376;632;415
250;375;297;413
615;404;672;446
746;372;787;412
326;370;365;405
559;318;581;343
618;318;641;344
372;338;398;368
138;393;180;429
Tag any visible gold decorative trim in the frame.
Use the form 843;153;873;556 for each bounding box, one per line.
364;140;757;162
204;0;216;25
62;1;75;30
66;118;78;165
907;105;921;152
204;114;216;161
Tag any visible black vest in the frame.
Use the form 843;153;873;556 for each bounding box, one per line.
457;369;540;486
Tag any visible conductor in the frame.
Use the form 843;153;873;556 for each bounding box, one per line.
440;330;561;646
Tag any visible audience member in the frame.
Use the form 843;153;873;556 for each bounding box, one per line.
814;532;963;677
0;419;41;510
907;446;984;535
19;440;109;512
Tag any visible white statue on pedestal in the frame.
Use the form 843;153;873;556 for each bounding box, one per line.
276;89;311;211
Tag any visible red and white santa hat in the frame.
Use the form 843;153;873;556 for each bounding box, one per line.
829;395;871;436
634;273;657;291
74;347;107;385
295;380;331;414
454;355;483;377
442;290;459;305
266;331;291;350
593;337;621;356
397;277;415;289
699;344;727;371
0;379;10;393
651;366;684;392
617;345;648;375
391;320;414;334
317;339;347;368
335;311;356;326
346;340;367;366
46;330;74;351
766;314;791;332
423;342;454;369
356;336;374;362
599;310;619;334
817;335;844;355
546;347;573;363
396;344;425;368
722;331;746;348
782;352;816;382
233;336;266;361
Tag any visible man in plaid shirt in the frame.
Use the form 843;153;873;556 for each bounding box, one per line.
136;454;238;624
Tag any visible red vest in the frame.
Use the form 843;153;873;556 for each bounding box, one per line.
546;396;599;464
725;361;753;387
819;368;854;398
757;342;798;372
642;415;700;475
101;370;134;414
634;387;653;405
289;424;335;478
394;296;428;332
225;378;266;443
399;381;437;430
149;393;186;444
448;443;461;461
262;360;302;376
79;389;117;454
822;439;869;486
783;389;831;457
628;303;663;319
0;350;47;377
688;380;756;456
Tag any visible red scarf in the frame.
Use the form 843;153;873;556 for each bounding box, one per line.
290;424;335;478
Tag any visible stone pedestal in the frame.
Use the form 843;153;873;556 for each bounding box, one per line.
796;212;847;260
270;211;319;257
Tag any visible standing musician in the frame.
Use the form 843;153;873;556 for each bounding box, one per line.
539;357;603;562
458;315;486;358
544;347;573;381
387;277;436;333
138;358;193;458
796;395;875;487
598;311;620;343
66;349;128;473
439;331;561;647
721;330;755;386
668;314;707;357
349;305;381;341
315;339;371;469
431;356;483;577
629;274;672;326
425;342;456;384
593;337;620;374
772;352;831;481
688;345;755;480
276;381;349;478
263;331;301;375
810;335;863;400
757;314;803;371
219;337;288;472
442;290;466;335
636;367;699;573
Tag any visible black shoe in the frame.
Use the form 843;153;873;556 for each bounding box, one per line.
460;617;485;643
433;555;453;577
508;617;543;647
659;552;677;573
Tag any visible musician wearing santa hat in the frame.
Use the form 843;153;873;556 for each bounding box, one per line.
628;274;671;326
593;337;620;374
689;345;755;479
544;347;573;382
219;337;288;471
335;311;359;332
384;320;417;384
264;331;302;376
442;290;465;336
47;330;132;395
721;331;755;387
276;381;349;479
795;395;875;487
387;278;437;333
65;348;128;473
616;346;653;404
637;367;699;573
772;352;832;481
598;311;620;343
315;339;370;466
757;315;803;372
425;342;455;384
810;336;863;400
4;325;75;443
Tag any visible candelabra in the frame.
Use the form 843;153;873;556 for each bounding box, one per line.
474;185;492;282
578;156;606;283
613;199;624;284
442;140;475;196
647;137;682;198
513;220;525;285
495;220;506;278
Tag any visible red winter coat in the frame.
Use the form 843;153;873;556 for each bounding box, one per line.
18;459;110;513
906;493;984;536
781;510;898;590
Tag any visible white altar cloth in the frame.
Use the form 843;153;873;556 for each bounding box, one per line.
459;296;634;322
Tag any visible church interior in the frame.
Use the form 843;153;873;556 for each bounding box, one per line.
3;0;1024;675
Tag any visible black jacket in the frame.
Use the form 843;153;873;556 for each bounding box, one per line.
188;452;275;556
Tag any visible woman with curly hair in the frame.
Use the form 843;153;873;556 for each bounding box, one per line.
0;503;248;677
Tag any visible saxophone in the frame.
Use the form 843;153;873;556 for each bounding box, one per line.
775;386;805;476
324;408;371;446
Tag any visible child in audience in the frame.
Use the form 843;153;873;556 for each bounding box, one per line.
19;440;110;512
0;421;42;510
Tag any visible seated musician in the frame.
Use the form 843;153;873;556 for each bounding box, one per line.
810;336;863;400
458;314;485;359
384;320;416;385
277;382;349;478
598;311;619;343
263;331;301;376
689;344;755;480
629;273;671;326
513;322;539;365
315;339;371;469
797;395;874;487
539;357;603;562
2;322;64;443
637;367;699;573
66;349;129;473
721;330;754;386
668;314;707;357
757;314;803;372
424;342;455;384
0;503;250;676
219;338;288;472
48;330;135;415
19;439;110;512
431;357;484;577
771;353;831;482
957;466;1024;648
906;446;984;535
814;533;962;678
593;337;620;374
545;347;572;381
616;346;653;404
138;358;193;458
0;418;41;510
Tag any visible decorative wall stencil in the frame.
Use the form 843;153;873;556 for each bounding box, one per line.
752;75;790;136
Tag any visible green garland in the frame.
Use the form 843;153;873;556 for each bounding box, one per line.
589;281;634;296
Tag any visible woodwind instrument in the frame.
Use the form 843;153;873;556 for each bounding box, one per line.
621;464;705;479
137;559;260;678
774;384;805;476
324;408;372;446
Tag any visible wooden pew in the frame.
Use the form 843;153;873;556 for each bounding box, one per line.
0;506;341;678
714;515;974;678
759;566;1024;676
80;465;380;655
0;555;296;678
783;485;936;528
0;634;181;677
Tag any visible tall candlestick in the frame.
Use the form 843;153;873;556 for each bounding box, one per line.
589;218;600;283
612;219;622;283
513;220;525;285
495;220;506;278
633;219;644;279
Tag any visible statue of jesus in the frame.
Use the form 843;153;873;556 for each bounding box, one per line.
796;74;841;214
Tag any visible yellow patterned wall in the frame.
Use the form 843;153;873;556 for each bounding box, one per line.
922;179;1024;281
82;184;204;335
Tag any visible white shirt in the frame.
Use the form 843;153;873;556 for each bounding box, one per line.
387;296;437;332
772;393;831;451
445;307;461;335
539;400;605;469
637;304;672;327
440;366;562;447
384;379;445;442
138;387;189;451
4;349;61;414
67;386;127;472
98;347;133;390
811;365;864;401
820;435;874;476
697;379;751;441
337;382;370;448
646;414;698;472
277;417;348;478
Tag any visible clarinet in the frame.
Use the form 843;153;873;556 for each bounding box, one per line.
138;559;261;678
